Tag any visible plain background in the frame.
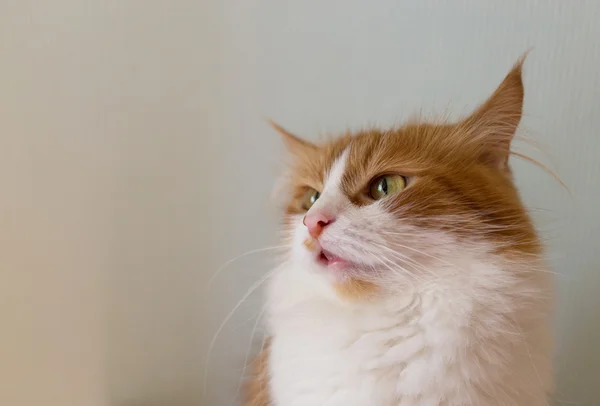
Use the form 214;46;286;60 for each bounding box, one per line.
1;1;599;405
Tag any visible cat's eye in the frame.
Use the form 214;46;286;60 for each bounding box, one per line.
369;175;406;200
301;188;320;210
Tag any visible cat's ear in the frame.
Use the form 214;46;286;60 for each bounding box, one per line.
269;120;317;158
461;56;526;170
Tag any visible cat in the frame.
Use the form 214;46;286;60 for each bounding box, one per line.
244;58;554;406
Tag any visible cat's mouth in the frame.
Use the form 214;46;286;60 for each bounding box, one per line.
304;237;352;270
317;248;350;269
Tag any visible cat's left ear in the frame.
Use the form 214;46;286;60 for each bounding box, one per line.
461;56;526;170
269;120;317;158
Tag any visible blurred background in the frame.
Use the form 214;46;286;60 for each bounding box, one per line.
1;1;599;405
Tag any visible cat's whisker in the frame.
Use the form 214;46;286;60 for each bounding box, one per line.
234;303;269;405
336;236;431;282
365;249;424;288
377;253;423;284
207;245;290;289
203;269;275;398
385;240;457;268
376;248;436;279
328;229;448;281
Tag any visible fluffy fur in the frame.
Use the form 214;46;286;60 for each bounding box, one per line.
244;59;554;406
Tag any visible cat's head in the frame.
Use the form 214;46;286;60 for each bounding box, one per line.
274;60;539;301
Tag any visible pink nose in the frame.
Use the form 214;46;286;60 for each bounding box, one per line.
303;212;335;239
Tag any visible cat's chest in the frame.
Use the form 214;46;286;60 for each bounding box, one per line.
267;297;458;406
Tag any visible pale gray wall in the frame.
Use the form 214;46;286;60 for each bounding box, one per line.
0;1;598;406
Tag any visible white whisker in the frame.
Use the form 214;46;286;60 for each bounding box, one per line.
233;303;269;405
203;269;275;397
207;245;290;288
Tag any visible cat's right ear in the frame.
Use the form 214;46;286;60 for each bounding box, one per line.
269;120;317;158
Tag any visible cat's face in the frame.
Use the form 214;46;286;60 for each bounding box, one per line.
276;60;539;300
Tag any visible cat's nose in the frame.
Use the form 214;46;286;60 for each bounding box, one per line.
303;212;335;239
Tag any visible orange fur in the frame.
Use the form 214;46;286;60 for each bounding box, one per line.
243;339;271;406
278;59;537;256
333;278;378;301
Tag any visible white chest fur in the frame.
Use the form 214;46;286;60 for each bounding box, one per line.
266;261;552;406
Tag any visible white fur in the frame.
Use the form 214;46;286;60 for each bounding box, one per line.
265;149;553;405
308;148;351;218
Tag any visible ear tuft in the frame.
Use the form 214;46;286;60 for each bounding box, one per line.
268;120;316;157
463;55;528;170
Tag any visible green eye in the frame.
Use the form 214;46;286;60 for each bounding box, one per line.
369;175;406;200
301;188;320;210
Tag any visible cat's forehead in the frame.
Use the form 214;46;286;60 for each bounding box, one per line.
296;124;459;191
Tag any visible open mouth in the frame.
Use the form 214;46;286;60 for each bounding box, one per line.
304;237;351;269
317;249;348;268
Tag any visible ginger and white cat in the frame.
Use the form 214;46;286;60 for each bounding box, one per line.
244;59;553;406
